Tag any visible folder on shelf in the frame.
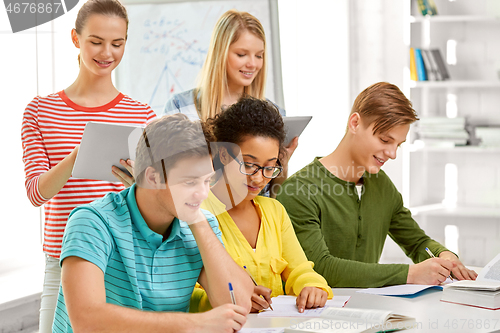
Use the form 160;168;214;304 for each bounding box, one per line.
414;49;428;81
416;0;438;16
430;49;450;80
425;0;438;15
420;49;437;81
410;48;418;81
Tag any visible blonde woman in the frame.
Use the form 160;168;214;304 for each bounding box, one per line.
161;9;298;196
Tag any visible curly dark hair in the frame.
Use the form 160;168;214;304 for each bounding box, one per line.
204;96;286;160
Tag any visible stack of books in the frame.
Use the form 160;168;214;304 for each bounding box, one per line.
414;117;469;147
410;48;450;82
416;0;438;16
441;253;500;310
475;127;500;147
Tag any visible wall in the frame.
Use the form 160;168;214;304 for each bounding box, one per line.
0;1;84;306
278;0;350;176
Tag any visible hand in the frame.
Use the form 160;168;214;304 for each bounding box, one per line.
407;258;455;285
72;144;80;157
70;145;80;167
195;303;247;333
112;159;135;187
250;285;272;313
283;137;299;165
439;251;478;281
296;287;328;313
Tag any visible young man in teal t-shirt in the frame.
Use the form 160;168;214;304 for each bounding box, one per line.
53;114;253;332
277;82;477;288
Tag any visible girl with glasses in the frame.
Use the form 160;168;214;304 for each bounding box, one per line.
192;96;332;313
159;9;298;197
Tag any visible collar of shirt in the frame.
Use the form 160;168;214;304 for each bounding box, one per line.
126;184;182;250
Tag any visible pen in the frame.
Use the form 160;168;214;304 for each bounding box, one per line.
228;282;236;305
243;265;273;311
425;247;453;281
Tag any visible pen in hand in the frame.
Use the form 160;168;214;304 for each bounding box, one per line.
228;282;236;305
425;247;454;282
243;265;274;311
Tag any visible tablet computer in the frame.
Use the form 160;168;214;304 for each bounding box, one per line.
283;116;313;146
72;122;144;182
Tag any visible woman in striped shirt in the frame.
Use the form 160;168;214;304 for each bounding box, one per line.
21;0;155;331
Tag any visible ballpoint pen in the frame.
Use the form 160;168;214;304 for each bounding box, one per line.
425;247;454;281
228;282;236;305
243;265;274;311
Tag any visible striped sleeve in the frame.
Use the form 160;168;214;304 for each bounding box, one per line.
202;210;223;244
21;96;51;207
60;206;113;273
145;105;157;123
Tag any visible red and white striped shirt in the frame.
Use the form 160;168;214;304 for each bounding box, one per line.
22;91;156;258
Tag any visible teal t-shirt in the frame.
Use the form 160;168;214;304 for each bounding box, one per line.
52;184;222;332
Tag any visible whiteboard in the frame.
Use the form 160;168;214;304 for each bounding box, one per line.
116;0;283;115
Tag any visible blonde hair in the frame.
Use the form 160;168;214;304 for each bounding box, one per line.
195;9;267;121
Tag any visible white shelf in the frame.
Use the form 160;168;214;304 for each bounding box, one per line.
410;204;500;218
409;145;500;153
410;15;500;23
409;80;500;89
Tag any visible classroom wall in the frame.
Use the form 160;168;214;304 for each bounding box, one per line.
278;0;350;176
0;2;84;304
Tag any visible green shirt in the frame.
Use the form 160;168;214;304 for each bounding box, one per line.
276;157;449;288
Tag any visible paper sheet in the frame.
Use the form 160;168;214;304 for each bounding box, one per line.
480;253;500;282
257;295;351;317
237;328;284;333
356;284;444;296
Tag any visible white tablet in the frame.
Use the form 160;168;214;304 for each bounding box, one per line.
283;116;313;146
72;122;144;182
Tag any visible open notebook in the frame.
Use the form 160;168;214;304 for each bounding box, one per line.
284;307;416;333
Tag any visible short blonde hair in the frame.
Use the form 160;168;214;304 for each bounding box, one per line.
195;10;267;121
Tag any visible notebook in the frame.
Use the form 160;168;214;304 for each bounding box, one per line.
284;307;416;333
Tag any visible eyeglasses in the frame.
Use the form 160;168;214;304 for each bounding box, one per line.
226;150;283;179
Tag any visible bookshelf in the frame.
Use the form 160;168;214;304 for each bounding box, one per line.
409;80;500;89
405;0;500;266
410;15;500;23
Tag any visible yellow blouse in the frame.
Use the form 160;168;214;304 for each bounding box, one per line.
191;191;332;312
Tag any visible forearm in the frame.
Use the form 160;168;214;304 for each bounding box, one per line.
69;302;199;333
190;222;253;311
38;148;77;200
314;253;409;288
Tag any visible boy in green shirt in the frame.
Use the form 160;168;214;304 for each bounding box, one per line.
276;82;477;288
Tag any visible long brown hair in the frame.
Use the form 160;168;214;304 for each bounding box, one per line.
74;0;129;64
